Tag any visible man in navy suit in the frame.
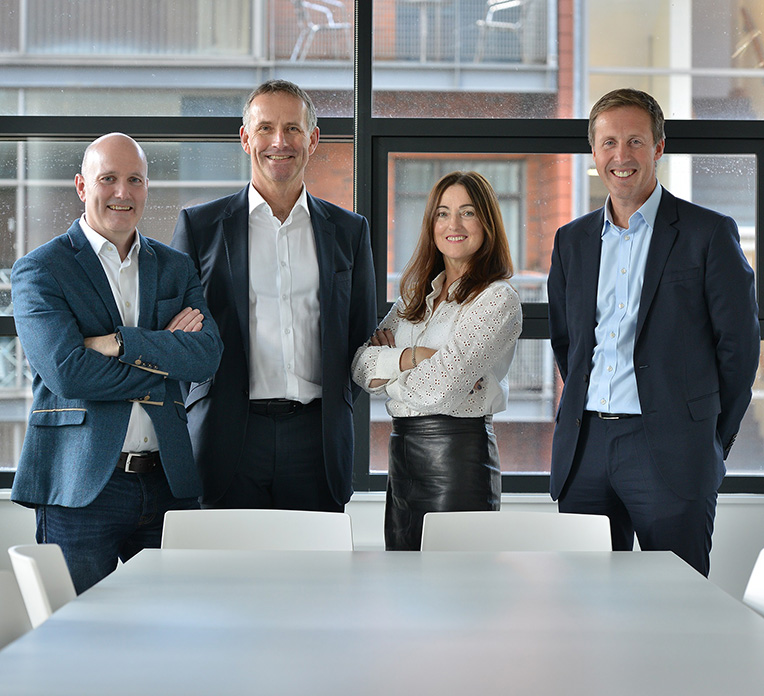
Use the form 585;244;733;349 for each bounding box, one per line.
548;89;759;576
11;133;223;593
172;80;376;512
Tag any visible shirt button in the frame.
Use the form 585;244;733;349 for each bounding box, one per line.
607;366;613;372
620;268;627;274
285;328;291;335
618;303;625;309
609;332;615;338
282;294;287;300
600;398;606;405
624;235;630;241
144;437;148;443
125;301;131;307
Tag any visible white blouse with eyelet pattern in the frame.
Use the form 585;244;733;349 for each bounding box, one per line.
351;272;522;418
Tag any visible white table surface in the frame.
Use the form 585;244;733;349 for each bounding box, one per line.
1;549;764;695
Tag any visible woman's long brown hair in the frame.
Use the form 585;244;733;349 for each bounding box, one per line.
398;171;514;323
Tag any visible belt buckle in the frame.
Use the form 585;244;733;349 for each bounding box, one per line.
124;452;145;473
598;412;620;420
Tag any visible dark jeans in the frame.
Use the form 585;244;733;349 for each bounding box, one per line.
558;412;717;576
36;465;199;594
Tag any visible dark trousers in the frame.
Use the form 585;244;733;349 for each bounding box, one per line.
207;399;342;512
386;415;501;551
558;411;717;576
36;465;199;594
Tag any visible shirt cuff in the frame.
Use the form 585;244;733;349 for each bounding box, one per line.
375;346;405;380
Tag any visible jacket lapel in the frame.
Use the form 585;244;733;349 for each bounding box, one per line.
307;193;335;343
636;187;678;341
222;187;251;363
137;234;157;329
69;221;123;328
580;209;604;340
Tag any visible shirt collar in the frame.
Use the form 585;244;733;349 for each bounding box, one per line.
79;214;141;259
248;183;311;221
428;271;462;300
602;181;662;236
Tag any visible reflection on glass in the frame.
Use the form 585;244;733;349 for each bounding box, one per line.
1;0;353;117
372;0;557;118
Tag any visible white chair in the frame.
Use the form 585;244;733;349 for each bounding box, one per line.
743;548;764;616
421;510;612;551
0;570;33;649
8;544;77;629
161;509;354;551
290;0;353;62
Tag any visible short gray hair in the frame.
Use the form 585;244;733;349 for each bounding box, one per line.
242;80;317;132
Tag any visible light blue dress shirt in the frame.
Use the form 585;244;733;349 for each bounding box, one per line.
585;182;663;414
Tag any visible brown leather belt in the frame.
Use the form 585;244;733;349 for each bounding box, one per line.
116;451;161;474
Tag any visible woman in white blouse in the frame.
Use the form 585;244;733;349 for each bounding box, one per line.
352;171;523;550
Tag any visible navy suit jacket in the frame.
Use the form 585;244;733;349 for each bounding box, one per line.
171;187;377;506
11;221;223;508
548;187;759;501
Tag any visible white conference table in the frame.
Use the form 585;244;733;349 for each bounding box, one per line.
2;549;764;695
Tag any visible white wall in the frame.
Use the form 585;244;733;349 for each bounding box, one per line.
2;491;763;601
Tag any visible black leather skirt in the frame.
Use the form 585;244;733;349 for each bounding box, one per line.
385;414;501;551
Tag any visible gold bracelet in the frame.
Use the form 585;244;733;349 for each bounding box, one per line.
411;346;417;367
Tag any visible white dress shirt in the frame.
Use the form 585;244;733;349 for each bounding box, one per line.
585;182;662;414
247;184;321;402
352;273;522;418
80;215;159;453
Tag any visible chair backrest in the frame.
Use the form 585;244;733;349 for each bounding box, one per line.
161;509;354;551
743;548;764;616
8;544;77;629
0;570;33;649
421;510;612;552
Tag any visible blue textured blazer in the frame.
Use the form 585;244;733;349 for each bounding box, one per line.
548;187;760;501
11;221;223;508
172;187;377;506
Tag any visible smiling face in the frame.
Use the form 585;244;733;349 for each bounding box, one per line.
433;184;485;278
591;105;665;226
240;91;319;208
75;133;148;252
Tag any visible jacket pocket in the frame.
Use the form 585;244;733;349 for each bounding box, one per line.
687;392;720;422
29;408;86;426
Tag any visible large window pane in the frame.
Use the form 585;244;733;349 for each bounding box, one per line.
0;0;354;117
1;139;353;473
373;0;558;118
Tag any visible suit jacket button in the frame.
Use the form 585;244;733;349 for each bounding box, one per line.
135;359;142;366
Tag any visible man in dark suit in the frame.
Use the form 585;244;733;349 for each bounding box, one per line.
11;133;223;592
547;88;759;576
172;80;376;512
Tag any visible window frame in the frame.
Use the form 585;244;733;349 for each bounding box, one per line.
1;1;763;493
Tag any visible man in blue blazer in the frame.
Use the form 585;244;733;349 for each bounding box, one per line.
548;89;759;576
11;133;223;592
172;80;376;511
